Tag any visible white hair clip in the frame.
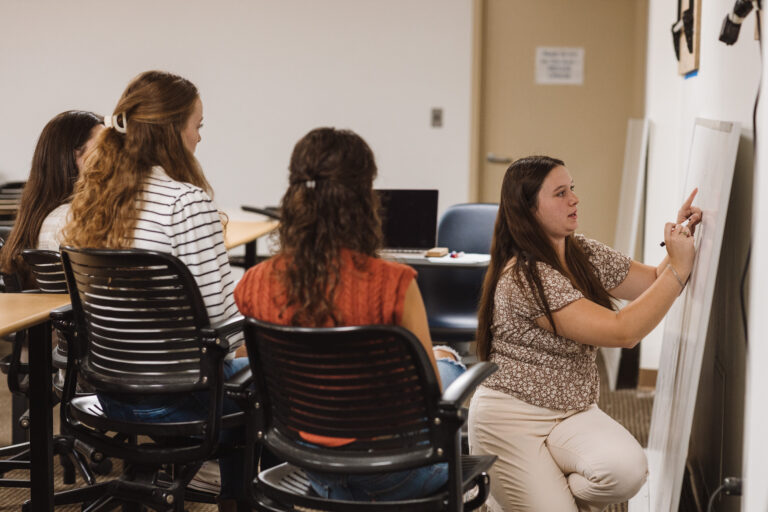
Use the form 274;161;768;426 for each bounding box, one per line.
104;112;128;134
304;180;316;189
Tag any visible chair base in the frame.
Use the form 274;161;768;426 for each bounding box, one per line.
0;434;99;487
24;463;212;512
255;455;495;512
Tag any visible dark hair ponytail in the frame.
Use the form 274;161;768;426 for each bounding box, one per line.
278;127;383;326
476;156;615;361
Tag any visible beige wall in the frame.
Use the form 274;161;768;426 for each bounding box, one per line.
474;0;648;245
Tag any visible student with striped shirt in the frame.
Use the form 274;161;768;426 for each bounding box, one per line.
63;70;248;512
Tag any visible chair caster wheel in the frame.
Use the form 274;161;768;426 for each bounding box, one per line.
92;458;113;475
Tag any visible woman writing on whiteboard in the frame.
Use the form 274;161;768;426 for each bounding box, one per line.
468;155;699;512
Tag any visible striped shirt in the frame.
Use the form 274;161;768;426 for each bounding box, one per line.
131;166;242;353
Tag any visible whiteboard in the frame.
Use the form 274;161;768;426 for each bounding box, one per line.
632;119;740;511
603;118;649;390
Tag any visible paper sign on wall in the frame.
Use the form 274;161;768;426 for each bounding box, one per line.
535;47;584;85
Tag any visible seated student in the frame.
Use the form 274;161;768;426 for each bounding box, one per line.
468;156;699;511
234;127;466;502
62;70;248;512
0;110;103;286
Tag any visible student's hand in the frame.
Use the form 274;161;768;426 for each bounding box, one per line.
664;222;696;279
677;188;702;235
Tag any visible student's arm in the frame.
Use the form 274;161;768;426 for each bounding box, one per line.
400;279;442;387
610;260;659;301
610;189;702;301
536;222;695;348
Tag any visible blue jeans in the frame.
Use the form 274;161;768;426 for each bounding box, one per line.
306;357;466;501
97;357;249;500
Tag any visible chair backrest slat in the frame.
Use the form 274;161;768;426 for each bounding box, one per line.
21;250;68;293
245;319;443;461
61;247;212;392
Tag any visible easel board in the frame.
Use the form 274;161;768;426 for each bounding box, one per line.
603;118;649;390
630;118;740;511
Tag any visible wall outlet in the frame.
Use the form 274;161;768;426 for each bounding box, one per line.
431;108;443;128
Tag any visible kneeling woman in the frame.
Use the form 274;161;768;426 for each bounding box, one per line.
234;127;465;501
469;156;698;512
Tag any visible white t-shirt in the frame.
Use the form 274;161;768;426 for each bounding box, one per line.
37;203;70;250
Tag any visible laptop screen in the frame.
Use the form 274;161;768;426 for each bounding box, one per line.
376;189;438;250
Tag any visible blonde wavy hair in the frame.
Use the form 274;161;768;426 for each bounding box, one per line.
64;70;211;248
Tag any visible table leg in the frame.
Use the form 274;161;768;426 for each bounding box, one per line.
245;240;256;269
28;321;53;511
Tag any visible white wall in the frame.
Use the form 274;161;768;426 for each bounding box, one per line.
642;0;760;370
743;11;768;511
0;0;473;216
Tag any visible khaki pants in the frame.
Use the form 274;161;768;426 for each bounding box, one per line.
468;386;647;512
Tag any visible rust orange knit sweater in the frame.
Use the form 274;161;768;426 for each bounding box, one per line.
233;249;417;447
234;249;416;328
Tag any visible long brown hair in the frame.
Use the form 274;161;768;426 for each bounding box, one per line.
278;127;383;326
0;110;102;281
64;71;210;248
476;156;616;361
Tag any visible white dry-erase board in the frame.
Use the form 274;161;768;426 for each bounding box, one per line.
603;118;649;390
630;118;740;511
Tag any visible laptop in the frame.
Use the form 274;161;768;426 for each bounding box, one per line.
376;189;438;257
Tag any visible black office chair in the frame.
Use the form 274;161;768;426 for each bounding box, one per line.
0;233;27;451
0;235;31;485
35;247;250;511
0;181;25;196
243;318;498;512
0;231;22;292
416;203;498;354
21;250;70;386
0;250;102;489
0;182;23;229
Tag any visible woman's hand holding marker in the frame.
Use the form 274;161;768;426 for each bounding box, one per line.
660;188;702;247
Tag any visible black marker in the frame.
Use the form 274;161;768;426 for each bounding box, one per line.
660;217;692;247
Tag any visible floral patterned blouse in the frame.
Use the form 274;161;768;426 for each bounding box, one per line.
483;234;631;411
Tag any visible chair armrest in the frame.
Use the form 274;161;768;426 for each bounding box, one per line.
203;315;245;353
439;361;498;409
50;304;74;339
50;304;73;321
212;315;244;341
224;365;252;393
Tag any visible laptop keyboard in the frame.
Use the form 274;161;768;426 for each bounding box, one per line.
381;248;425;254
379;249;426;258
